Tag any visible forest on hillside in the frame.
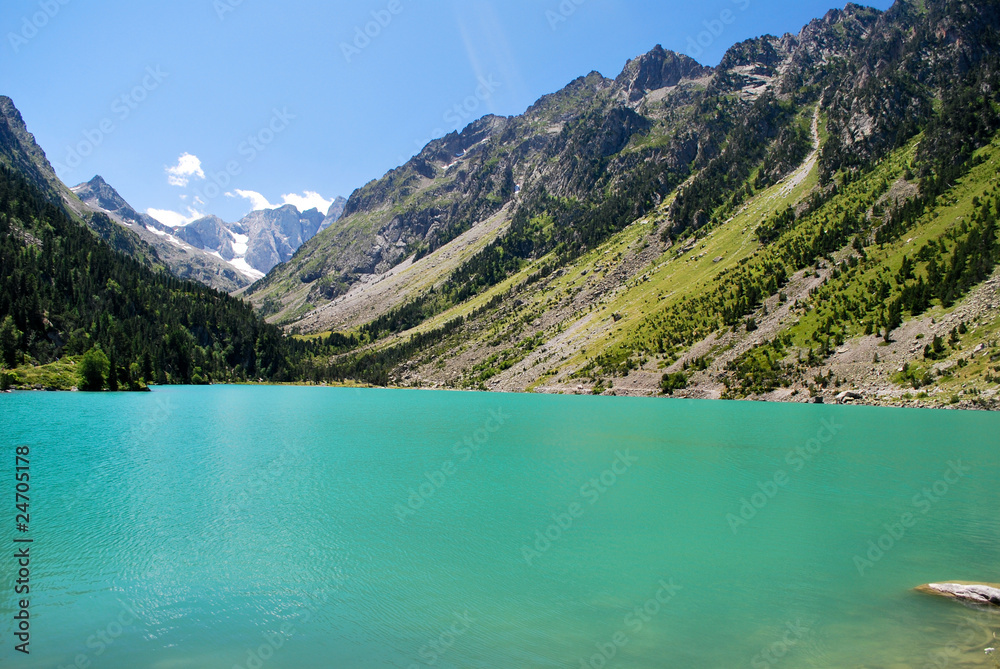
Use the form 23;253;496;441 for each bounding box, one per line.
0;165;356;390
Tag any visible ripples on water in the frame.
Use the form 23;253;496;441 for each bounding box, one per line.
1;386;998;668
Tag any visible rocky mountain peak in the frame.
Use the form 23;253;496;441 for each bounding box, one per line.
239;205;328;274
614;45;712;102
524;71;612;123
172;216;236;260
717;35;785;73
325;196;347;220
71;174;169;231
421;115;508;164
76;175;127;208
0;95;78;209
0;96;32;146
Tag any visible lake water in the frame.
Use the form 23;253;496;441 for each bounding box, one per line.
1;386;998;668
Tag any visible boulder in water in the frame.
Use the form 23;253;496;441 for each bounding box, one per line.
916;582;1000;607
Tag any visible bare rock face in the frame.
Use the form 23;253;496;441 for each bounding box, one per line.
173;216;237;260
241;205;326;274
916;582;1000;607
318;196;347;233
614;45;711;102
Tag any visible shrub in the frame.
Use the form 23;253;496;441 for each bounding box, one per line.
660;372;688;395
0;370;19;391
78;347;110;391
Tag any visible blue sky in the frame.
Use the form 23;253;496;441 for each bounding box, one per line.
1;0;893;225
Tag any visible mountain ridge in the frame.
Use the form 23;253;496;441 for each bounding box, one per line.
1;97;345;293
72;173;347;285
246;14;848;321
2;0;999;407
72;175;252;291
245;0;1000;407
0;96;84;214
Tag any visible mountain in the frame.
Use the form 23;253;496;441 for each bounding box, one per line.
2;0;998;406
0;96;86;215
72;175;345;286
72;176;252;293
0;98;358;389
246;0;1000;407
247;7;865;322
171;215;237;258
319;196;347;232
168;205;337;279
0;97;163;265
614;46;712;103
70;175;163;230
238;205;327;275
0;160;324;388
1;96;341;293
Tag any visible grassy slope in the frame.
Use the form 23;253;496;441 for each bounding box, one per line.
768;136;1000;403
313;117;999;407
292;204;517;335
382;108;821;379
2;358;77;390
251;159;473;325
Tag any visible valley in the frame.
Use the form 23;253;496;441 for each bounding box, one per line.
1;0;998;409
242;0;1000;409
4;4;999;667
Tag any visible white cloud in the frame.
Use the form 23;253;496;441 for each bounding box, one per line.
166;153;205;187
281;191;334;213
235;189;276;211
234;189;334;213
146;207;205;228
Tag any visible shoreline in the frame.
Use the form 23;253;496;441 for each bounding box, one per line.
5;380;998;411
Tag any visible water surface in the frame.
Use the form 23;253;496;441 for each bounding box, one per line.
1;387;998;668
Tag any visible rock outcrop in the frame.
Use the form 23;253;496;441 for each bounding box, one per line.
614;45;711;102
916;582;1000;607
240;205;326;274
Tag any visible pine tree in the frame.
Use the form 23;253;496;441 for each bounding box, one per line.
0;315;20;368
107;350;119;392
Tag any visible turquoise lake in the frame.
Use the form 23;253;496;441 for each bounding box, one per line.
1;386;998;668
